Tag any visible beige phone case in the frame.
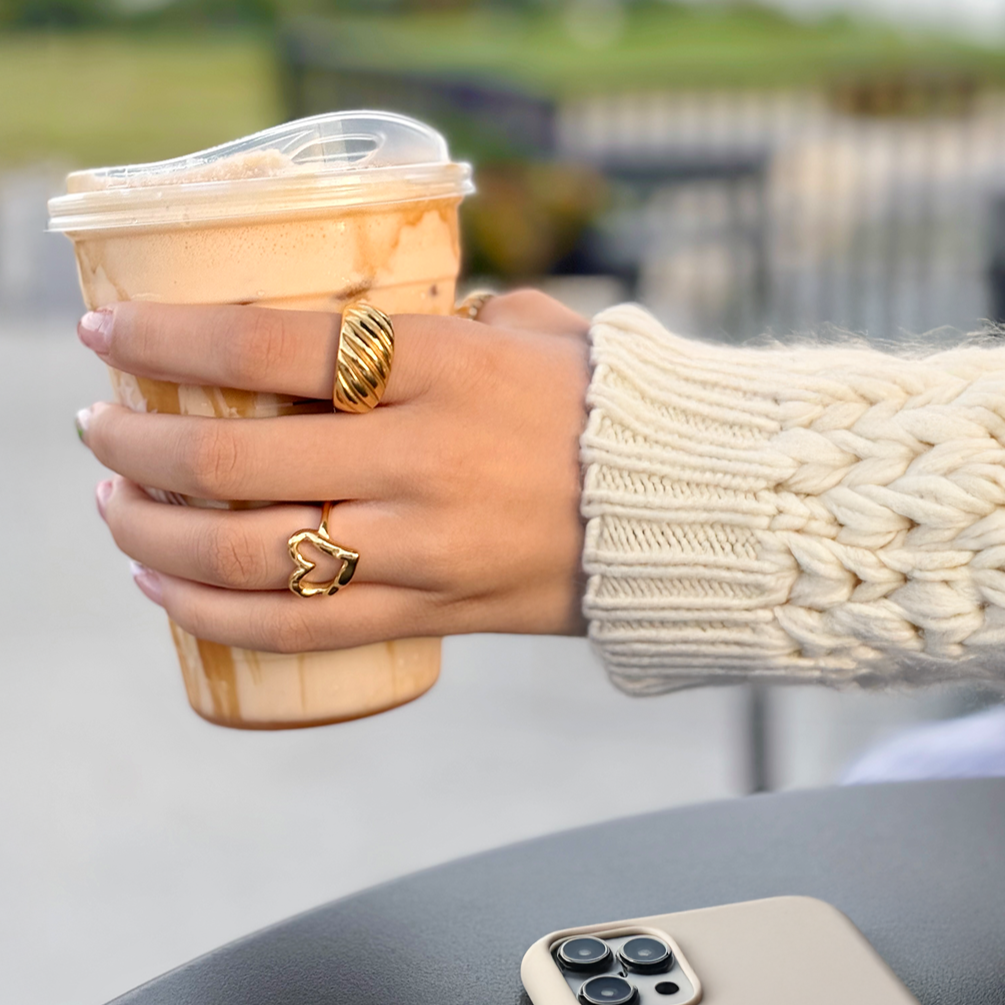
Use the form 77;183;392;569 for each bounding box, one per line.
521;895;919;1005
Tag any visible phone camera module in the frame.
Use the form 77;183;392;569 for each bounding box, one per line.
618;936;673;974
578;975;638;1005
557;937;612;972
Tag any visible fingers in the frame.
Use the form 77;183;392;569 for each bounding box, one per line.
81;402;414;502
101;478;424;590
477;289;589;337
77;302;477;404
136;570;437;654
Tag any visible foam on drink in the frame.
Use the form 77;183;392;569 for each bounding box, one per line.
50;112;474;728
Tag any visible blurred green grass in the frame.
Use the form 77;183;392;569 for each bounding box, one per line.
314;7;1005;94
0;31;281;167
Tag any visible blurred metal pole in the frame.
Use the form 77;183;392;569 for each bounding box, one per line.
277;30;309;120
746;683;771;793
988;194;1005;325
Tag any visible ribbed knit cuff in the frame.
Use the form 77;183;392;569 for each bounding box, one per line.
580;304;1005;694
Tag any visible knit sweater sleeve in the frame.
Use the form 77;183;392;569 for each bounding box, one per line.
580;303;1005;694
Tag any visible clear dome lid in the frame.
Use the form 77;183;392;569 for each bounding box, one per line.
48;111;473;233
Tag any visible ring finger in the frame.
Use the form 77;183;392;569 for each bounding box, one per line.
100;477;423;591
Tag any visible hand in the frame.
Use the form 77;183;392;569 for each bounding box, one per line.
76;291;591;653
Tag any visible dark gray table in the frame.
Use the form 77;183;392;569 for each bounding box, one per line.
108;779;1005;1005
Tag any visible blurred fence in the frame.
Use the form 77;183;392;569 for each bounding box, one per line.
560;86;1005;343
282;32;1005;344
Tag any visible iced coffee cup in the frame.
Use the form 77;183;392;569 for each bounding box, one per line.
49;112;473;729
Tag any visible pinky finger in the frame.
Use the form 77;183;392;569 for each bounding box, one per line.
132;566;438;653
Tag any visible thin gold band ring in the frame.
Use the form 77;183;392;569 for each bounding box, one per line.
454;289;496;321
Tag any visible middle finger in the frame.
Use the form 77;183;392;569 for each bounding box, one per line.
81;402;414;502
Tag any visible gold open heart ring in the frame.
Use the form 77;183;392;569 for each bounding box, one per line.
287;501;359;598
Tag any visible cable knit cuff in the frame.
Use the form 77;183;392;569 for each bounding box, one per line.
580;304;1005;694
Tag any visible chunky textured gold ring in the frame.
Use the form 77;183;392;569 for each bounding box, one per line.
333;301;394;413
287;502;359;598
454;289;496;321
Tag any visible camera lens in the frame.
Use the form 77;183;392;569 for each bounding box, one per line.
618;936;673;973
579;975;638;1005
557;937;612;972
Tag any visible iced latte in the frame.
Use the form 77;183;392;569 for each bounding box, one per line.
49;112;473;729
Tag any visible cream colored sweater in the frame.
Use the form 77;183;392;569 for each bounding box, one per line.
580;304;1005;694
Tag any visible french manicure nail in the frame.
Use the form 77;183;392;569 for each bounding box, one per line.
75;406;92;443
96;480;113;519
130;561;163;605
78;310;113;354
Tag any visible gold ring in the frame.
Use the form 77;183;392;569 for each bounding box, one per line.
454;289;495;321
334;301;394;413
287;501;359;598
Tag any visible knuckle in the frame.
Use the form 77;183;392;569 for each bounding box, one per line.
419;434;462;489
225;309;293;387
164;589;208;639
491;288;549;318
127;305;160;363
104;302;144;361
184;422;242;498
447;334;504;400
413;528;459;587
509;287;549;309
260;605;320;654
202;521;266;588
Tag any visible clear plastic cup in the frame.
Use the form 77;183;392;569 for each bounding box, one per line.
49;112;473;729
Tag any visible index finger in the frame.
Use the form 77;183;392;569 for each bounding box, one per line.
77;302;474;405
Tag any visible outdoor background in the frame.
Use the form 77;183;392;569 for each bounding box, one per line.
3;2;1005;1004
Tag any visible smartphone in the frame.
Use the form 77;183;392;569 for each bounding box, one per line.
521;895;919;1005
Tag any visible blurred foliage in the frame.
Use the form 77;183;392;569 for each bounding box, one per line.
0;0;276;26
0;0;109;28
829;70;981;118
463;161;608;277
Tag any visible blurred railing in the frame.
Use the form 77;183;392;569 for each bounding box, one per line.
281;28;1005;345
561;84;1005;342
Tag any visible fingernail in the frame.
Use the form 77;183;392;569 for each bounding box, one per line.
96;479;113;519
130;561;163;605
75;406;92;444
78;310;113;354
